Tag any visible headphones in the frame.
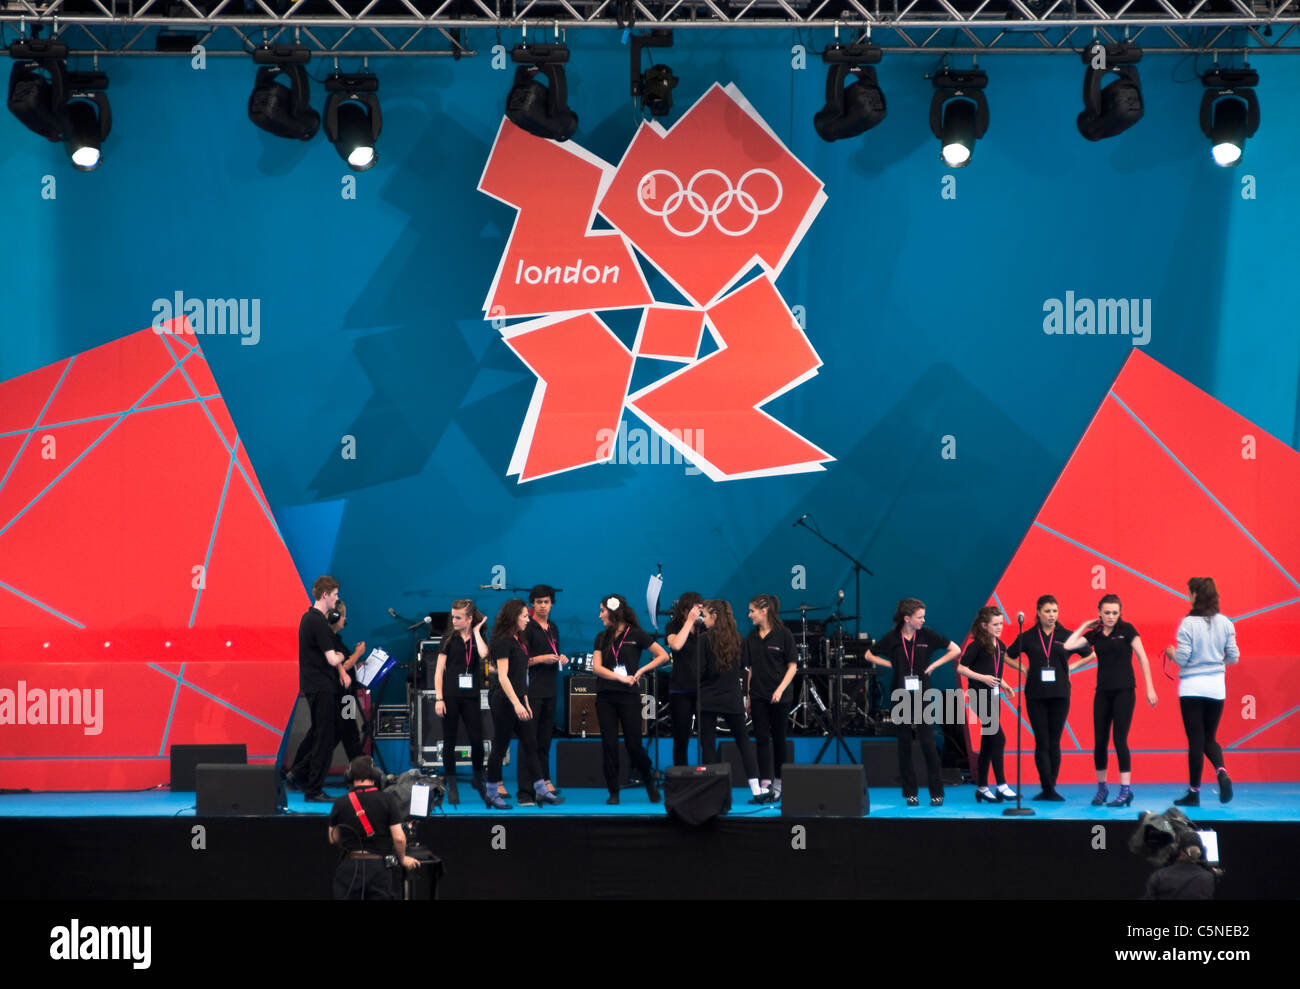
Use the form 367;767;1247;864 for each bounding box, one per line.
344;757;383;787
327;603;344;625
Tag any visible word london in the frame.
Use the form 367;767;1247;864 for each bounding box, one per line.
514;259;622;286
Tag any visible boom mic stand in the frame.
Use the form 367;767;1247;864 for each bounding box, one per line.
792;516;874;640
814;598;857;765
1003;612;1035;817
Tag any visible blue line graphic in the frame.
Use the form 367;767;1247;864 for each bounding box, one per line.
1228;702;1300;748
0;578;85;627
0;356;74;490
1032;522;1186;599
189;439;238;628
0;395;221;441
158;662;187;757
1230;597;1300;623
146;664;281;735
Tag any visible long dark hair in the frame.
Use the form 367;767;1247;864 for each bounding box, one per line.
893;597;925;632
443;598;486;642
967;605;1002;656
670;591;704;631
1188;577;1220;618
707;600;742;673
749;593;783;629
598;594;643;655
490;599;528;643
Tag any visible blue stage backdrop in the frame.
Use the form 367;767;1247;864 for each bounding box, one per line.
1;33;1297;714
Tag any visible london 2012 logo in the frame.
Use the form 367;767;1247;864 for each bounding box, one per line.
478;83;832;482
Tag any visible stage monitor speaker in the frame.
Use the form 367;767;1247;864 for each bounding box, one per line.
780;764;868;817
196;763;284;816
719;739;794;786
170;743;247;791
555;739;638;788
663;764;731;825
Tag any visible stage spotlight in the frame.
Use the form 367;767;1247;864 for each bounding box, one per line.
813;42;886;143
62;86;112;171
506;43;578;142
1077;43;1143;141
7;42;112;171
325;72;382;171
929;69;988;168
630;29;676;117
1200;68;1259;167
247;45;319;141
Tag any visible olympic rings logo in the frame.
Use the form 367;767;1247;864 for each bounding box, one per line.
636;168;784;238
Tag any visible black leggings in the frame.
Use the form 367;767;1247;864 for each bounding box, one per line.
440;693;484;779
595;692;653;793
1027;696;1070;789
1179;696;1226;788
487;692;542;798
895;721;944;798
1093;688;1135;773
750;698;791;780
699;711;759;780
531;694;556;780
971;685;1006;787
670;692;696;766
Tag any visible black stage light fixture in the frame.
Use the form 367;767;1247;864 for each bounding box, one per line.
8;40;112;171
630;29;676;117
324;72;381;171
1200;67;1259;167
506;43;578;142
1077;43;1143;141
813;42;886;142
62;73;112;171
8;58;66;142
247;44;319;141
929;69;988;168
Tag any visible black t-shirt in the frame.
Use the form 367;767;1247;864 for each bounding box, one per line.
329;785;395;854
593;625;656;695
743;625;797;703
490;634;530;699
699;641;746;713
1085;620;1140;690
525;619;561;700
666;618;706;692
437;633;484;698
1007;624;1077;700
960;638;1006;691
298;607;338;694
1142;861;1216;900
871;626;952;692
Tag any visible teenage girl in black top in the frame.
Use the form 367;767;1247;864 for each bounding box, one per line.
592;594;668;805
700;600;771;803
665;592;706;766
956;605;1015;803
864;598;961;806
743;593;798;799
524;584;568;799
486;599;561;809
1064;594;1158;807
433;599;488;806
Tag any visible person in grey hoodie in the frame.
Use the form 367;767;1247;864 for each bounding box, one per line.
1164;577;1238;806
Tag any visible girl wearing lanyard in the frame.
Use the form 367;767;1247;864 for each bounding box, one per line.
1004;595;1093;801
864;598;961;806
665;592;707;766
592;594;669;805
1163;577;1238;807
486;599;561;810
956;606;1016;803
525;584;568;799
433;600;488;806
1064;594;1158;808
700;600;771;803
743;593;798;800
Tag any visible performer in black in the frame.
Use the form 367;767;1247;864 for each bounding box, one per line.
298;575;348;802
1064;594;1158;808
525;584;568;799
865;598;960;806
1005;594;1093;800
665;592;706;766
287;600;365;789
486;599;561;808
700;600;770;803
956;606;1015;803
433;599;489;806
743;593;797;799
328;756;420;900
592;594;668;804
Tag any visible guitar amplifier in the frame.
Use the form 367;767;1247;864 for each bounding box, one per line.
566;676;647;735
412;689;494;769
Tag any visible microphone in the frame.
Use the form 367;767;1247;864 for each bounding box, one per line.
1017;611;1025;625
407;616;432;632
387;607;398;618
792;514;808;527
838;589;845;602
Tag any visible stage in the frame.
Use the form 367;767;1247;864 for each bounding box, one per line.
4;782;1297;900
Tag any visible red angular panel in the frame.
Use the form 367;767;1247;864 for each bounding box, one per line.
0;358;71;434
636;306;706;362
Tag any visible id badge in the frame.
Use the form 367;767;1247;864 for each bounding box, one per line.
1041;669;1057;683
458;674;473;690
991;684;1000;697
904;676;921;692
613;665;628;678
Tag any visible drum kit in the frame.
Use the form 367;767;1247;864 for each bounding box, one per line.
783;600;885;737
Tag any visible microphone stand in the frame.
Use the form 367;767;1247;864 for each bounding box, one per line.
814;597;856;765
1003;613;1035;817
793;517;873;639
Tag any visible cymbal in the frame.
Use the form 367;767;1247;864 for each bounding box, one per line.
780;604;830;615
824;614;861;623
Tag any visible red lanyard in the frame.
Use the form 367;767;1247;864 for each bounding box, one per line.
901;631;916;675
610;626;631;662
538;622;557;656
1037;627;1054;668
460;634;474;672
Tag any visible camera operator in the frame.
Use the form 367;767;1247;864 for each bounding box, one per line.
1141;831;1216;900
328;756;420;900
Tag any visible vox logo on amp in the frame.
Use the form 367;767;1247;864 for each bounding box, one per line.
478;83;834;483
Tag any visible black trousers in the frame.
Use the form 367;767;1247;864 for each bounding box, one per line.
530;694;556;780
440;693;484;779
895;721;944;798
304;690;340;795
699;710;759;780
1027;696;1070;790
1179;696;1226;787
332;857;396;900
750;698;791;780
595;692;653;793
291;690;364;782
670;692;696;766
1093;688;1135;773
970;686;1006;787
487;692;542;797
